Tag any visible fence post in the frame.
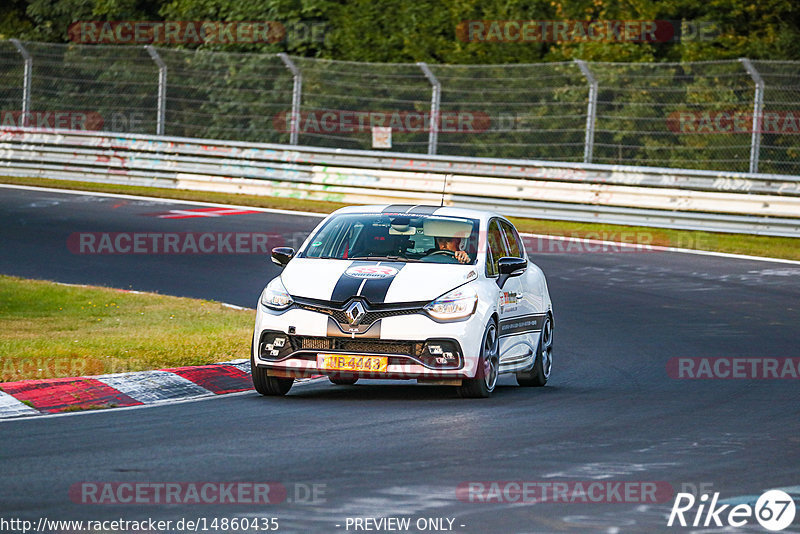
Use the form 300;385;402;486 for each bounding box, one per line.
417;62;441;156
278;53;302;145
10;39;32;118
575;59;598;164
145;45;167;136
739;58;764;174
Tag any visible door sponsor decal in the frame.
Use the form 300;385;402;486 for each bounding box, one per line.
498;313;546;338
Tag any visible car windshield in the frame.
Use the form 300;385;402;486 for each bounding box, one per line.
302;212;480;265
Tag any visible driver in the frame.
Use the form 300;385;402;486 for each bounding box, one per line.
434;236;471;264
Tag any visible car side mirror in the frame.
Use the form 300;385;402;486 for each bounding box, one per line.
271;247;295;268
496;256;527;288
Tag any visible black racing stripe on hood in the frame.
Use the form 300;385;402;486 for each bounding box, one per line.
358;262;406;305
329;261;370;303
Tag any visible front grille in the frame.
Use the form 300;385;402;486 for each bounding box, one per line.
339;340;418;355
290;336;424;357
295;298;424;327
298;337;331;350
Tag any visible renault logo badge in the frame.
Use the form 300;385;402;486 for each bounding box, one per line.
344;300;366;326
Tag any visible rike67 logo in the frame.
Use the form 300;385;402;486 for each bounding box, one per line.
668;490;796;531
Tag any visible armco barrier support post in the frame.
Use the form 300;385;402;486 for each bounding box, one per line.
145;45;167;136
740;58;764;174
575;60;598;164
417;62;441;156
10;39;31;117
278;53;302;146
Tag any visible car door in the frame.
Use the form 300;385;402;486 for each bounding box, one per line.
486;218;527;366
496;219;541;370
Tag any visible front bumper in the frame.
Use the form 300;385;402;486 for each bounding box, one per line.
252;303;487;380
255;330;468;380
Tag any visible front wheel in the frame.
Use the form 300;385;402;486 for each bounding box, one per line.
516;314;552;387
458;321;499;398
251;337;294;396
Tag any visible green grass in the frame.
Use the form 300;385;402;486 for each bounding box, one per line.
0;275;254;382
61;403;117;412
2;175;798;261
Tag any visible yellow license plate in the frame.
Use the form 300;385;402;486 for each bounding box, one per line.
317;354;388;373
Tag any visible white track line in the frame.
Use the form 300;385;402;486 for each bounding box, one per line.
0;183;326;218
520;232;800;266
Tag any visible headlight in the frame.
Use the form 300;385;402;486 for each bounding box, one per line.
260;277;293;310
424;285;478;321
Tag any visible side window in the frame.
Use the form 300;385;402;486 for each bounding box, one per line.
486;219;508;277
500;221;523;258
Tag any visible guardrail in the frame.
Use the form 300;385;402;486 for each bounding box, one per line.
1;127;799;237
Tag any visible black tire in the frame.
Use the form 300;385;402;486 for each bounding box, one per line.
516;314;553;387
458;320;499;398
329;376;358;386
250;337;294;396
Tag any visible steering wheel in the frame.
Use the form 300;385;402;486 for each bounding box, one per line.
428;250;456;257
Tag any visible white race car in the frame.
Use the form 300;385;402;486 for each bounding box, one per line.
251;204;553;398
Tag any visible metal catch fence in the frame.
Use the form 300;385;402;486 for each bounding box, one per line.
0;41;798;175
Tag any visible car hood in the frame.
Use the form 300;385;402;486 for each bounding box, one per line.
281;258;478;304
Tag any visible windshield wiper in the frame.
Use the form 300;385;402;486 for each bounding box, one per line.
348;255;420;262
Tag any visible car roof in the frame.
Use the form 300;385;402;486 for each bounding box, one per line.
330;204;504;224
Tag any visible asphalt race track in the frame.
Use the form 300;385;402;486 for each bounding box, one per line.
1;185;799;533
